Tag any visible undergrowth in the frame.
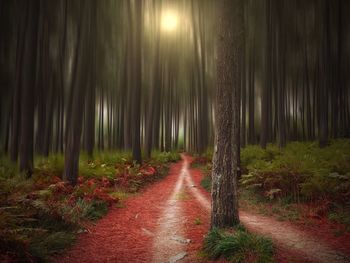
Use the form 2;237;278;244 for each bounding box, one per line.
197;139;350;231
1;150;177;261
151;150;180;163
203;227;274;263
240;139;350;204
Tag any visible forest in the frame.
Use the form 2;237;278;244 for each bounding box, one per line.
0;0;350;262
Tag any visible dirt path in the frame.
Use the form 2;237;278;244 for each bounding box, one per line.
59;155;350;263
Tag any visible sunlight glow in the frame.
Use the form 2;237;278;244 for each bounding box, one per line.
161;11;178;32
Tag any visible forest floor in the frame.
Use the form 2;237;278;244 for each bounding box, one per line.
58;155;350;263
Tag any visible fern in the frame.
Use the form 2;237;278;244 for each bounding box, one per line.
240;140;350;203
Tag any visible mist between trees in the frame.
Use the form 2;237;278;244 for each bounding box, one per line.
0;0;349;186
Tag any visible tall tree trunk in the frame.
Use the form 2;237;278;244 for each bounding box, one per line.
248;50;255;144
319;0;330;148
84;1;97;157
240;3;247;148
64;1;91;185
211;0;243;228
19;0;40;176
10;4;27;162
131;0;142;164
261;0;271;149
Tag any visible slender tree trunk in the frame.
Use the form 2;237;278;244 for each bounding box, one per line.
64;1;91;185
131;0;142;164
10;4;27;162
261;0;271;149
248;50;255;144
19;0;40;176
84;42;96;156
319;0;330;148
240;5;246;148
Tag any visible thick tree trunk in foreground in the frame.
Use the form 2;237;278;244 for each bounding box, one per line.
211;0;243;228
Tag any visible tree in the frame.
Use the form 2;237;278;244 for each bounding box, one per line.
260;0;271;149
318;0;330;148
130;0;142;164
211;0;243;228
19;0;40;176
63;1;92;185
84;0;97;157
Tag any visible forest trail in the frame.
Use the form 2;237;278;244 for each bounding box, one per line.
59;155;350;263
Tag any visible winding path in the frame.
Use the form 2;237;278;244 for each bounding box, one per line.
59;155;350;263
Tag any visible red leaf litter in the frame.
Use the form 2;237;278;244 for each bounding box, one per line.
58;159;185;263
58;155;350;263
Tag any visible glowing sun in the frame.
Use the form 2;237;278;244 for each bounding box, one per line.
161;11;178;32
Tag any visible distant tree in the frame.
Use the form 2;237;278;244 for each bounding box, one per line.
318;0;330;148
260;0;271;149
64;1;92;185
130;0;142;164
19;0;40;176
84;0;97;157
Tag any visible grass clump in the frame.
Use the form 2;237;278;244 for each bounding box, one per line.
83;200;109;220
194;217;202;225
203;227;274;263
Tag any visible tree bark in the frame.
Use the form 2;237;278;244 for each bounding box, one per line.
211;0;242;228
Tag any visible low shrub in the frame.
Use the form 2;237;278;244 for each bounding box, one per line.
0;201;77;262
87;151;131;166
35;154;65;175
328;210;350;231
